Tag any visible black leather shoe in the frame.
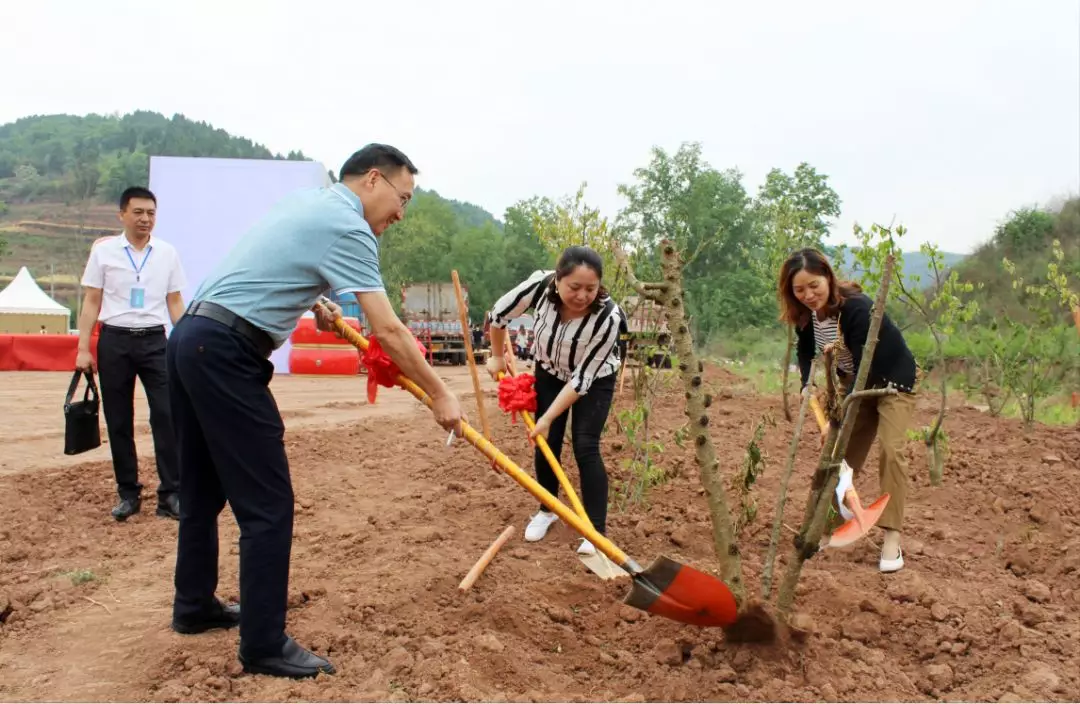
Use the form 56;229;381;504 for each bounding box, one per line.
111;498;141;521
172;598;240;634
240;636;336;678
156;494;180;520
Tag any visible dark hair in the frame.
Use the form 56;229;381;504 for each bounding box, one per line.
777;247;862;326
339;144;419;180
546;245;609;314
120;186;156;210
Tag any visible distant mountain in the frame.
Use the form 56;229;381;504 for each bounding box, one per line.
832;247;968;291
0;111;310;205
418;188;502;230
0;110;510;321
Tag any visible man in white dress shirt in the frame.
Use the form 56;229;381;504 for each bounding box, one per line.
76;187;188;521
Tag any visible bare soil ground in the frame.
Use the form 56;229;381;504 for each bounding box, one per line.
1;365;1078;702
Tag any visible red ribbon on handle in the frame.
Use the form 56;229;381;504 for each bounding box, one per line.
361;334;428;403
497;373;537;424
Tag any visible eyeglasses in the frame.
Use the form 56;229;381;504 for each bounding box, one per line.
377;171;411;210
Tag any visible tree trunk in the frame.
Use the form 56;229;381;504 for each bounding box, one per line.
776;255;896;618
762;358;816;600
925;329;947;486
617;242;747;606
781;324;794;421
927;374;947;486
656;243;746;605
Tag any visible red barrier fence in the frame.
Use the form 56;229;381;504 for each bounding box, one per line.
0;332;99;371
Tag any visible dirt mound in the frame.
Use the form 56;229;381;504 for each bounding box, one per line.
1;365;1079;701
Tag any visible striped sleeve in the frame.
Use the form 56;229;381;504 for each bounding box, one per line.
570;302;622;394
489;270;552;328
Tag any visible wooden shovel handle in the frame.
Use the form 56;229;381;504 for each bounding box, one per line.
315;302;632;569
458;525;515;591
809;395;829;434
450;270;491;439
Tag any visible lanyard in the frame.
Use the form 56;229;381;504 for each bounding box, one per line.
124;245;153;283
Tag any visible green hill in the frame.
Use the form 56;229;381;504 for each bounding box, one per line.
416;188;502;230
0;111;310;206
0;111;521;322
952;199;1080;323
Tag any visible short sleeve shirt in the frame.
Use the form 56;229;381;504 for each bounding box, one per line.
193;183;385;347
80;234;187;328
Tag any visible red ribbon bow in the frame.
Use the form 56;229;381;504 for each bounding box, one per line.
497;373;537;424
361;334;427;403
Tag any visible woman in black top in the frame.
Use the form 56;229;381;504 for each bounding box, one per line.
779;248;918;573
487;246;624;557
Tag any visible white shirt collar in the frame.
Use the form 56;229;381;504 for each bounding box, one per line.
118;231;153;251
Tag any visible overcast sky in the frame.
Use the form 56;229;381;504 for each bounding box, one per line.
6;0;1079;253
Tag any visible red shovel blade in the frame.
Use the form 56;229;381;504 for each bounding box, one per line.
828;493;890;549
624;556;739;628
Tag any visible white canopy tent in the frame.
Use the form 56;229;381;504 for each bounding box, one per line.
0;266;71;334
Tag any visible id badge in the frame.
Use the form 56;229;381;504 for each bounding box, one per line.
130;287;145;309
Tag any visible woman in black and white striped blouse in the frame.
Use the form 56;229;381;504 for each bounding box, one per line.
486;246;624;556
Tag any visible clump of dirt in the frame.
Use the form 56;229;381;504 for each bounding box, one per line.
722;602;779;644
1;363;1078;701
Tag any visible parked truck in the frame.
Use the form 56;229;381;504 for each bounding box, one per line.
400;282;472;365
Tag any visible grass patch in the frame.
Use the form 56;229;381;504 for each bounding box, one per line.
62;569;97;586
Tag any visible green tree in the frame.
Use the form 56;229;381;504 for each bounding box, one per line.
444;222;506;317
520;182;628;302
69;138;100;202
0;152;15;178
100;151;150;202
616;142;757;342
851;222;979;482
995;207;1055;255
379;192;464;309
999;241;1080;426
13;163;42;201
502;199;553;285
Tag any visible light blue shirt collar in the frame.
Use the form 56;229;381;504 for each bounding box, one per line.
330;182;364;216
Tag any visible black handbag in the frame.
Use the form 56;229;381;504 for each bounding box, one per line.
64;370;102;455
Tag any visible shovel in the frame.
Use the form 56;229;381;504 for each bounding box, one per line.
316;300;740;629
495;368;628;581
809;394;889;548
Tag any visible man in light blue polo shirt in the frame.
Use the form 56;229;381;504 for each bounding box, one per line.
165;144;465;679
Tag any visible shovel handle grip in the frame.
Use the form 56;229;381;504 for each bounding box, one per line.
496;371;591;526
317;302;632;569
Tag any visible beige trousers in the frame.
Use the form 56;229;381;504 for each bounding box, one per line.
839;381;916;532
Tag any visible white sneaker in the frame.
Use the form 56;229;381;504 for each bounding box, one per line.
524;511;559;542
577;539;597;555
879;546;904;573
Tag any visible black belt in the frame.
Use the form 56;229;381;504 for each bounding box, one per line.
100;323;165;337
186;301;274;358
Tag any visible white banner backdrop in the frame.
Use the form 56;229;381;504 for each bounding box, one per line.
149;156;331;373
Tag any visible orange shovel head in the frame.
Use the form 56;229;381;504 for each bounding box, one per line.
624;556;739;628
827;493;890;549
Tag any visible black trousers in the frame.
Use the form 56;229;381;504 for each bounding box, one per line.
533;365;616;534
167;315;291;658
96;325;179;501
